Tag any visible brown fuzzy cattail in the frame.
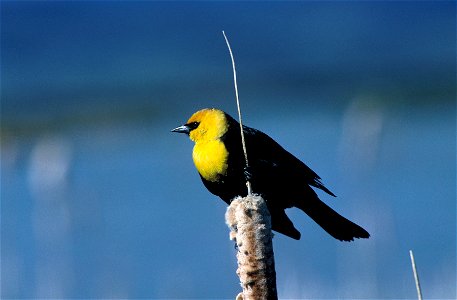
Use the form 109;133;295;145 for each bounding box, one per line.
226;195;278;300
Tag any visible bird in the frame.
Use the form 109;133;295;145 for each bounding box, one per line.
172;108;370;241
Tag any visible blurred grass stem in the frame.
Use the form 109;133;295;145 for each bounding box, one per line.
409;250;423;300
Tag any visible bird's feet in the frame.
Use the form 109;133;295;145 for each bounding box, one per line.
243;165;253;181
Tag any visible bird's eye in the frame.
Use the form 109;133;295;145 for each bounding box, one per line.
187;121;200;130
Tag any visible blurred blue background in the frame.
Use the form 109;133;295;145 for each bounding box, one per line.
1;1;455;299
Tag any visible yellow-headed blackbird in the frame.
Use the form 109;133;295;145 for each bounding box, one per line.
172;108;369;241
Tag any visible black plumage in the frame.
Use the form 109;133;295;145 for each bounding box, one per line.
173;109;370;241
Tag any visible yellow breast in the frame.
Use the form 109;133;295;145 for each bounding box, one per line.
192;140;228;182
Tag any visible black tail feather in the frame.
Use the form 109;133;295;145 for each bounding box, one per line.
297;191;370;241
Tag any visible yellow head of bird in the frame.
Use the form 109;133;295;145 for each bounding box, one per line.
172;108;228;143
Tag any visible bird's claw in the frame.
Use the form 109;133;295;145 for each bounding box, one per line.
243;165;253;181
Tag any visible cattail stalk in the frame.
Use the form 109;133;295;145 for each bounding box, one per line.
223;31;278;300
226;195;278;300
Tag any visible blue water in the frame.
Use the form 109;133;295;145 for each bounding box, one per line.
1;1;456;299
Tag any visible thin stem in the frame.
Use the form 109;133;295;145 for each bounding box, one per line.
409;250;423;300
222;30;252;195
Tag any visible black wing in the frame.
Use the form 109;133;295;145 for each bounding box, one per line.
241;125;336;197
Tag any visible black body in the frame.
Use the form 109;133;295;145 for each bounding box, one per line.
201;113;369;241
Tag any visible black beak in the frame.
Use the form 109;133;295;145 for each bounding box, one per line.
171;125;190;134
